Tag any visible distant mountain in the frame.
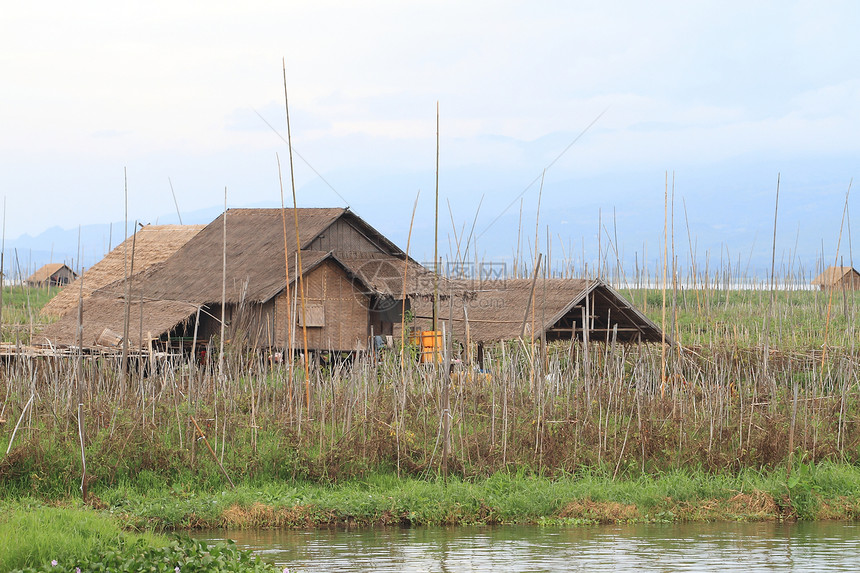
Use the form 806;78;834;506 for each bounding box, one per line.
2;204;229;280
3;154;853;285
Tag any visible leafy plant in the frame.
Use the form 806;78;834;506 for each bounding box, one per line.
11;536;280;573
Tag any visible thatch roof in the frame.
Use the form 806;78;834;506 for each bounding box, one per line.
39;294;198;349
119;208;423;306
27;263;75;284
120;209;344;305
811;266;860;287
36;250;413;349
410;278;665;343
36;252;333;350
41;225;204;317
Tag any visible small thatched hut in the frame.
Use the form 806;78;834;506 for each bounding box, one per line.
811;266;860;291
409;278;664;344
26;263;77;287
41;224;204;317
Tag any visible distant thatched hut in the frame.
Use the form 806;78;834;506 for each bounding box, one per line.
26;263;77;287
41;224;204;317
811;266;860;291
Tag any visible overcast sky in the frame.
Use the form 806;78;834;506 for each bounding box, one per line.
2;1;858;277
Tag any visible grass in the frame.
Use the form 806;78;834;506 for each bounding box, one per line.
3;463;860;558
18;462;855;533
0;284;60;343
624;287;860;349
1;281;860;533
0;503;162;571
0;502;283;572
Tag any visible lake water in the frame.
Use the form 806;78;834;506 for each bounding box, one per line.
195;521;860;572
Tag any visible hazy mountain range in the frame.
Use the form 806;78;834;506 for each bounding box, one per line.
4;155;854;286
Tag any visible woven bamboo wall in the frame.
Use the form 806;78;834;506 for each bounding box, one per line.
274;259;369;351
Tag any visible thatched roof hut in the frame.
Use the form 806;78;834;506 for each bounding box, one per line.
41;224;204;317
410;278;665;344
26;263;77;287
38;209;435;352
38;208;664;353
113;209;431;305
811;266;860;291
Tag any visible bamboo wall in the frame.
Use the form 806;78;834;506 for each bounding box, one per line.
274;260;369;351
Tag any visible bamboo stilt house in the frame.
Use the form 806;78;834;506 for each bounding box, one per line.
39;209;435;352
38;208;665;353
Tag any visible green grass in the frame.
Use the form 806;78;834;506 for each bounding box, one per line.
75;463;860;530
0;502;164;571
0;285;60;343
623;287;860;349
0;502;282;572
2;284;860;534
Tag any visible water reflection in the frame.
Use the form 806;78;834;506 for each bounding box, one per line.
195;521;860;572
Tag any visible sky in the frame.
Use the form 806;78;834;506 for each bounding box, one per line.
2;1;859;281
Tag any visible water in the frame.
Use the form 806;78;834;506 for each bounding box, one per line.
195;521;860;572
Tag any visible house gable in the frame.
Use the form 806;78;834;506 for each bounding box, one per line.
306;212;405;259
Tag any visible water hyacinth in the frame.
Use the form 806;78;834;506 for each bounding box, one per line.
7;536;283;573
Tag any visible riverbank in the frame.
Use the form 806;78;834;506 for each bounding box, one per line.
5;465;859;571
11;463;860;534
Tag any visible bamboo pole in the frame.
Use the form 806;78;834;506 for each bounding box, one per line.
821;180;852;374
282;59;311;408
682;198;700;311
5;394;33;455
77;402;87;502
433;102;440;332
277;155;294;417
520;253;543;338
127;226;141;415
763;174;780;379
121;169;130;382
191;416;235;488
460;195;484;266
400;192;421;372
219;189;227;381
168;177;183;224
661;172;668;397
75;230;85;388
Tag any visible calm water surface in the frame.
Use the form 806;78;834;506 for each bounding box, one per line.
195;521;860;572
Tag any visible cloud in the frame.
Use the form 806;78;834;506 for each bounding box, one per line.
0;0;858;276
91;129;131;139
